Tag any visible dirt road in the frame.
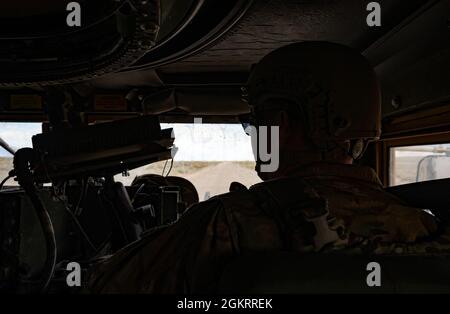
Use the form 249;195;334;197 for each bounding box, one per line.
185;161;261;200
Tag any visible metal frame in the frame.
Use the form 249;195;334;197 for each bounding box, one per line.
377;103;450;186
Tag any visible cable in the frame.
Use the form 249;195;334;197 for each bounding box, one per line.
162;159;168;176
0;175;11;190
42;160;97;252
131;183;146;204
162;158;174;177
74;179;89;216
100;189;130;244
13;148;56;293
24;186;56;293
166;158;174;177
53;194;98;252
92;232;113;258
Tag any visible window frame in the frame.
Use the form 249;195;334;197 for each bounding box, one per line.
377;103;450;187
377;132;450;187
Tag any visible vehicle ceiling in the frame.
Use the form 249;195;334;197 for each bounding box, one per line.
0;0;449;122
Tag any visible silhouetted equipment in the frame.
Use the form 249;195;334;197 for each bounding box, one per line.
31;115;174;182
1;115;175;293
0;136;15;156
130;175;190;229
0;0;160;86
12;148;56;293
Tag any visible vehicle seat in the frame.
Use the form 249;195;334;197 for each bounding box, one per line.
218;252;450;294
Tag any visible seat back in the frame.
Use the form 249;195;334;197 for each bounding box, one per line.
218;252;450;294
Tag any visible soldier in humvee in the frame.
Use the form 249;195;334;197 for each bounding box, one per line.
88;42;439;293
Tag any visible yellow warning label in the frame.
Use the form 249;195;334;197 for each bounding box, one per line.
94;95;127;111
10;95;42;110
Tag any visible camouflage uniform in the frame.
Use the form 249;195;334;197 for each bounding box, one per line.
87;163;446;294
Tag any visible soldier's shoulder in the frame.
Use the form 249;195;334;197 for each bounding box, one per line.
185;177;314;216
180;188;256;217
211;189;258;209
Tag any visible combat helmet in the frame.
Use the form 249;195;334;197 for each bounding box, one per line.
246;41;381;159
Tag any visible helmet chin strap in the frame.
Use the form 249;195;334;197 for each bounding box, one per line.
349;139;369;160
309;140;349;162
315;138;367;161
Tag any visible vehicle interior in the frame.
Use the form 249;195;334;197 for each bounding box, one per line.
0;0;450;294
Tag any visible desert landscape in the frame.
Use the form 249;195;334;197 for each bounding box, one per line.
0;157;13;185
113;160;261;201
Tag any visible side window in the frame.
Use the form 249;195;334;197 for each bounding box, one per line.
389;143;450;186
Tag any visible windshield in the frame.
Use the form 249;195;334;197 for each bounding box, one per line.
0;122;262;196
0;122;42;186
114;123;261;200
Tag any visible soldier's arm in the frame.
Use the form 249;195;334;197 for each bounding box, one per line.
87;197;238;293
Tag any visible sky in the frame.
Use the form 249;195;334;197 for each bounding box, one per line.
3;122;449;160
0;122;255;161
0;123;42;156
